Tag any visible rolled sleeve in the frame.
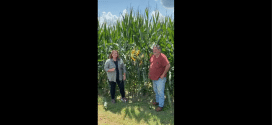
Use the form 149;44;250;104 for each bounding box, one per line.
104;59;110;72
123;63;126;74
120;59;126;74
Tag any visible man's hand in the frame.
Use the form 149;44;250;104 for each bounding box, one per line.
160;64;170;79
160;74;164;79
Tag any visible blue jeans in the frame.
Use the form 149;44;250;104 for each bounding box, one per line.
153;77;166;107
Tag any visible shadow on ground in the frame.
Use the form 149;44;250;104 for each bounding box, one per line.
100;92;174;125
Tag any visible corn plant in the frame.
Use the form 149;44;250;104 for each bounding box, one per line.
98;7;174;106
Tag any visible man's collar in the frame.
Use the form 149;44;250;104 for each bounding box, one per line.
155;53;161;58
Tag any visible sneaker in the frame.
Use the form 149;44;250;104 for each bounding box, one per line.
121;97;127;103
156;107;163;112
111;99;116;104
151;102;159;106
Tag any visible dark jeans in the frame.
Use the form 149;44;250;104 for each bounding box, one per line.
109;80;125;99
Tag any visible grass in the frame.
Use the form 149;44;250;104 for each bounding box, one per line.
98;94;174;125
97;7;175;114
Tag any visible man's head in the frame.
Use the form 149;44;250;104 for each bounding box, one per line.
153;44;161;56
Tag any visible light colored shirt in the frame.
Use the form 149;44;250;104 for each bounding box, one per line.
104;58;126;82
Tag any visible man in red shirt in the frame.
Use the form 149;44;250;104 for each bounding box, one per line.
149;45;171;112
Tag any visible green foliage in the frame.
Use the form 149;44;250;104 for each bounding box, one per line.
98;7;174;106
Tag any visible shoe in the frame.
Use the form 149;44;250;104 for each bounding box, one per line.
121;97;127;103
156;107;163;112
151;102;159;106
111;99;116;104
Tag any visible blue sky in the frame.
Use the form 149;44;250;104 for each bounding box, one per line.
98;0;174;26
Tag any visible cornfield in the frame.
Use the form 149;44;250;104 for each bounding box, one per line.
98;7;174;108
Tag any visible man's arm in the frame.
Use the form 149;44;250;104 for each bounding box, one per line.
161;63;170;78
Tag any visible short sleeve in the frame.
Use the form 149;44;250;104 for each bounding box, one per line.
161;54;169;67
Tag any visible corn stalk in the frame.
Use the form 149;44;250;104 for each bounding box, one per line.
98;7;174;105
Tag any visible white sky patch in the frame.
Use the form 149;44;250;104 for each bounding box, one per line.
121;9;128;17
98;11;119;27
98;9;170;28
98;9;128;27
151;10;165;22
